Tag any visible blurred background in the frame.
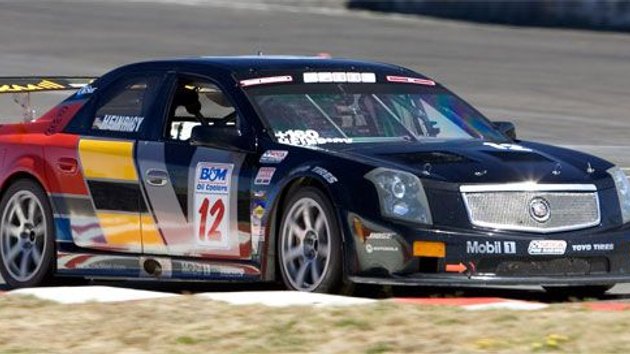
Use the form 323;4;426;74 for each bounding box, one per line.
0;0;629;164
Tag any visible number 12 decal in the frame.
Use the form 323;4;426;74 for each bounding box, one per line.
193;162;233;249
198;197;225;242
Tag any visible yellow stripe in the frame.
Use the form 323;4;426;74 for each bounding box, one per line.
96;212;142;247
79;139;137;181
141;213;165;246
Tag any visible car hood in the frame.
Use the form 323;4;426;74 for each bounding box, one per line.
329;139;615;186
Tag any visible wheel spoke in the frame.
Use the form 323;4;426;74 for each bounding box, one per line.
12;200;27;225
314;215;325;235
5;225;21;239
310;259;321;282
289;221;305;240
295;261;310;288
303;206;313;230
317;242;329;258
31;247;42;265
19;252;29;277
285;246;303;262
33;224;45;237
27;198;37;223
5;242;22;263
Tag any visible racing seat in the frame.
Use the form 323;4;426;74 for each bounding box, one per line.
167;86;206;140
170;86;204;121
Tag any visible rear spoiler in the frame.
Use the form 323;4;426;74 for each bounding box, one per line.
0;76;97;122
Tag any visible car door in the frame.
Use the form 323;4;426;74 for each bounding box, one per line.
136;74;253;259
69;73;166;253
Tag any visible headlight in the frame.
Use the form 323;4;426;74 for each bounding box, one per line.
365;168;432;225
608;166;630;224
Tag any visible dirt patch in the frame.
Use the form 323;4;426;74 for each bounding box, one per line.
1;295;629;353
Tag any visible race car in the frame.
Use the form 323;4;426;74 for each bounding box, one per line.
0;56;629;296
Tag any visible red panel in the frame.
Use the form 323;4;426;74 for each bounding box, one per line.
42;134;86;195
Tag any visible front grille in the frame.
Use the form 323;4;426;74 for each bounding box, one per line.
461;184;600;233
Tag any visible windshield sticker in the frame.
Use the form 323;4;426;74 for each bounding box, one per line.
275;129;353;146
386;76;436;86
254;167;276;185
240;75;293;87
92;115;144;133
303;72;376;84
260;150;289;164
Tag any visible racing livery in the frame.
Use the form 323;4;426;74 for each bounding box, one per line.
0;56;629;295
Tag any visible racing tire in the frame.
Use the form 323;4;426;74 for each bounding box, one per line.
0;179;55;288
543;285;614;298
278;187;346;293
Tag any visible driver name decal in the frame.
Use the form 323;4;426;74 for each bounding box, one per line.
194;162;234;249
93;115;144;133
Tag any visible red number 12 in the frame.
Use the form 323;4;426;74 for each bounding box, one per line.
198;197;225;242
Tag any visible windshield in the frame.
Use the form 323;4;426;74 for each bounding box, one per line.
247;83;507;146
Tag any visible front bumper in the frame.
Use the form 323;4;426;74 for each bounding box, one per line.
347;215;630;286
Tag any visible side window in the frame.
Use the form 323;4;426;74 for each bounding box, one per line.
90;75;163;137
166;78;237;141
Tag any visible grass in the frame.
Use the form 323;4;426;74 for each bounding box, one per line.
0;295;630;353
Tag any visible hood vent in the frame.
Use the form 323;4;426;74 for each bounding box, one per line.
483;150;553;163
384;151;471;165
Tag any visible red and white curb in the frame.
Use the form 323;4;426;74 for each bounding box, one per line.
197;291;376;307
9;286;178;304
7;286;629;312
393;297;549;311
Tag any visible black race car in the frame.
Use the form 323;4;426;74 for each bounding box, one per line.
0;56;628;296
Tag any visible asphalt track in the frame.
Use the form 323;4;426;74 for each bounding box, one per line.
1;0;630;300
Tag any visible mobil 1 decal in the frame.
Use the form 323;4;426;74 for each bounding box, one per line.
194;162;234;249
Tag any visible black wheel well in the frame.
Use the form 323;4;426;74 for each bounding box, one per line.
0;172;46;202
266;177;335;281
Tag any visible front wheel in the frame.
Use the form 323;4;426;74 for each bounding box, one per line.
278;187;344;293
0;179;55;288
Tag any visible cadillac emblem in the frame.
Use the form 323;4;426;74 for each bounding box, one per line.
529;197;551;223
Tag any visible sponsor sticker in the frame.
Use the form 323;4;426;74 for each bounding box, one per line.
572;243;614;252
75;84;96;97
312;166;338;184
365;244;399;254
303;72;376;84
260;150;289;164
254;167;276;185
193;163;233;248
92;115;144;133
366;232;396;240
466;241;517;254
275;129;353;146
180;261;245;277
528;240;567;255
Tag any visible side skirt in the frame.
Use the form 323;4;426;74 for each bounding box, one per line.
56;244;262;282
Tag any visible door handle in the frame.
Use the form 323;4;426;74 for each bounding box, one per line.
145;169;169;187
57;157;78;174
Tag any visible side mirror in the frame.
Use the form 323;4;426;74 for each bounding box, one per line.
190;125;255;153
493;121;517;140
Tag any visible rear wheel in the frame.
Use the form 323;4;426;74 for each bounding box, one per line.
278;187;344;293
0;179;55;288
543;285;614;298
